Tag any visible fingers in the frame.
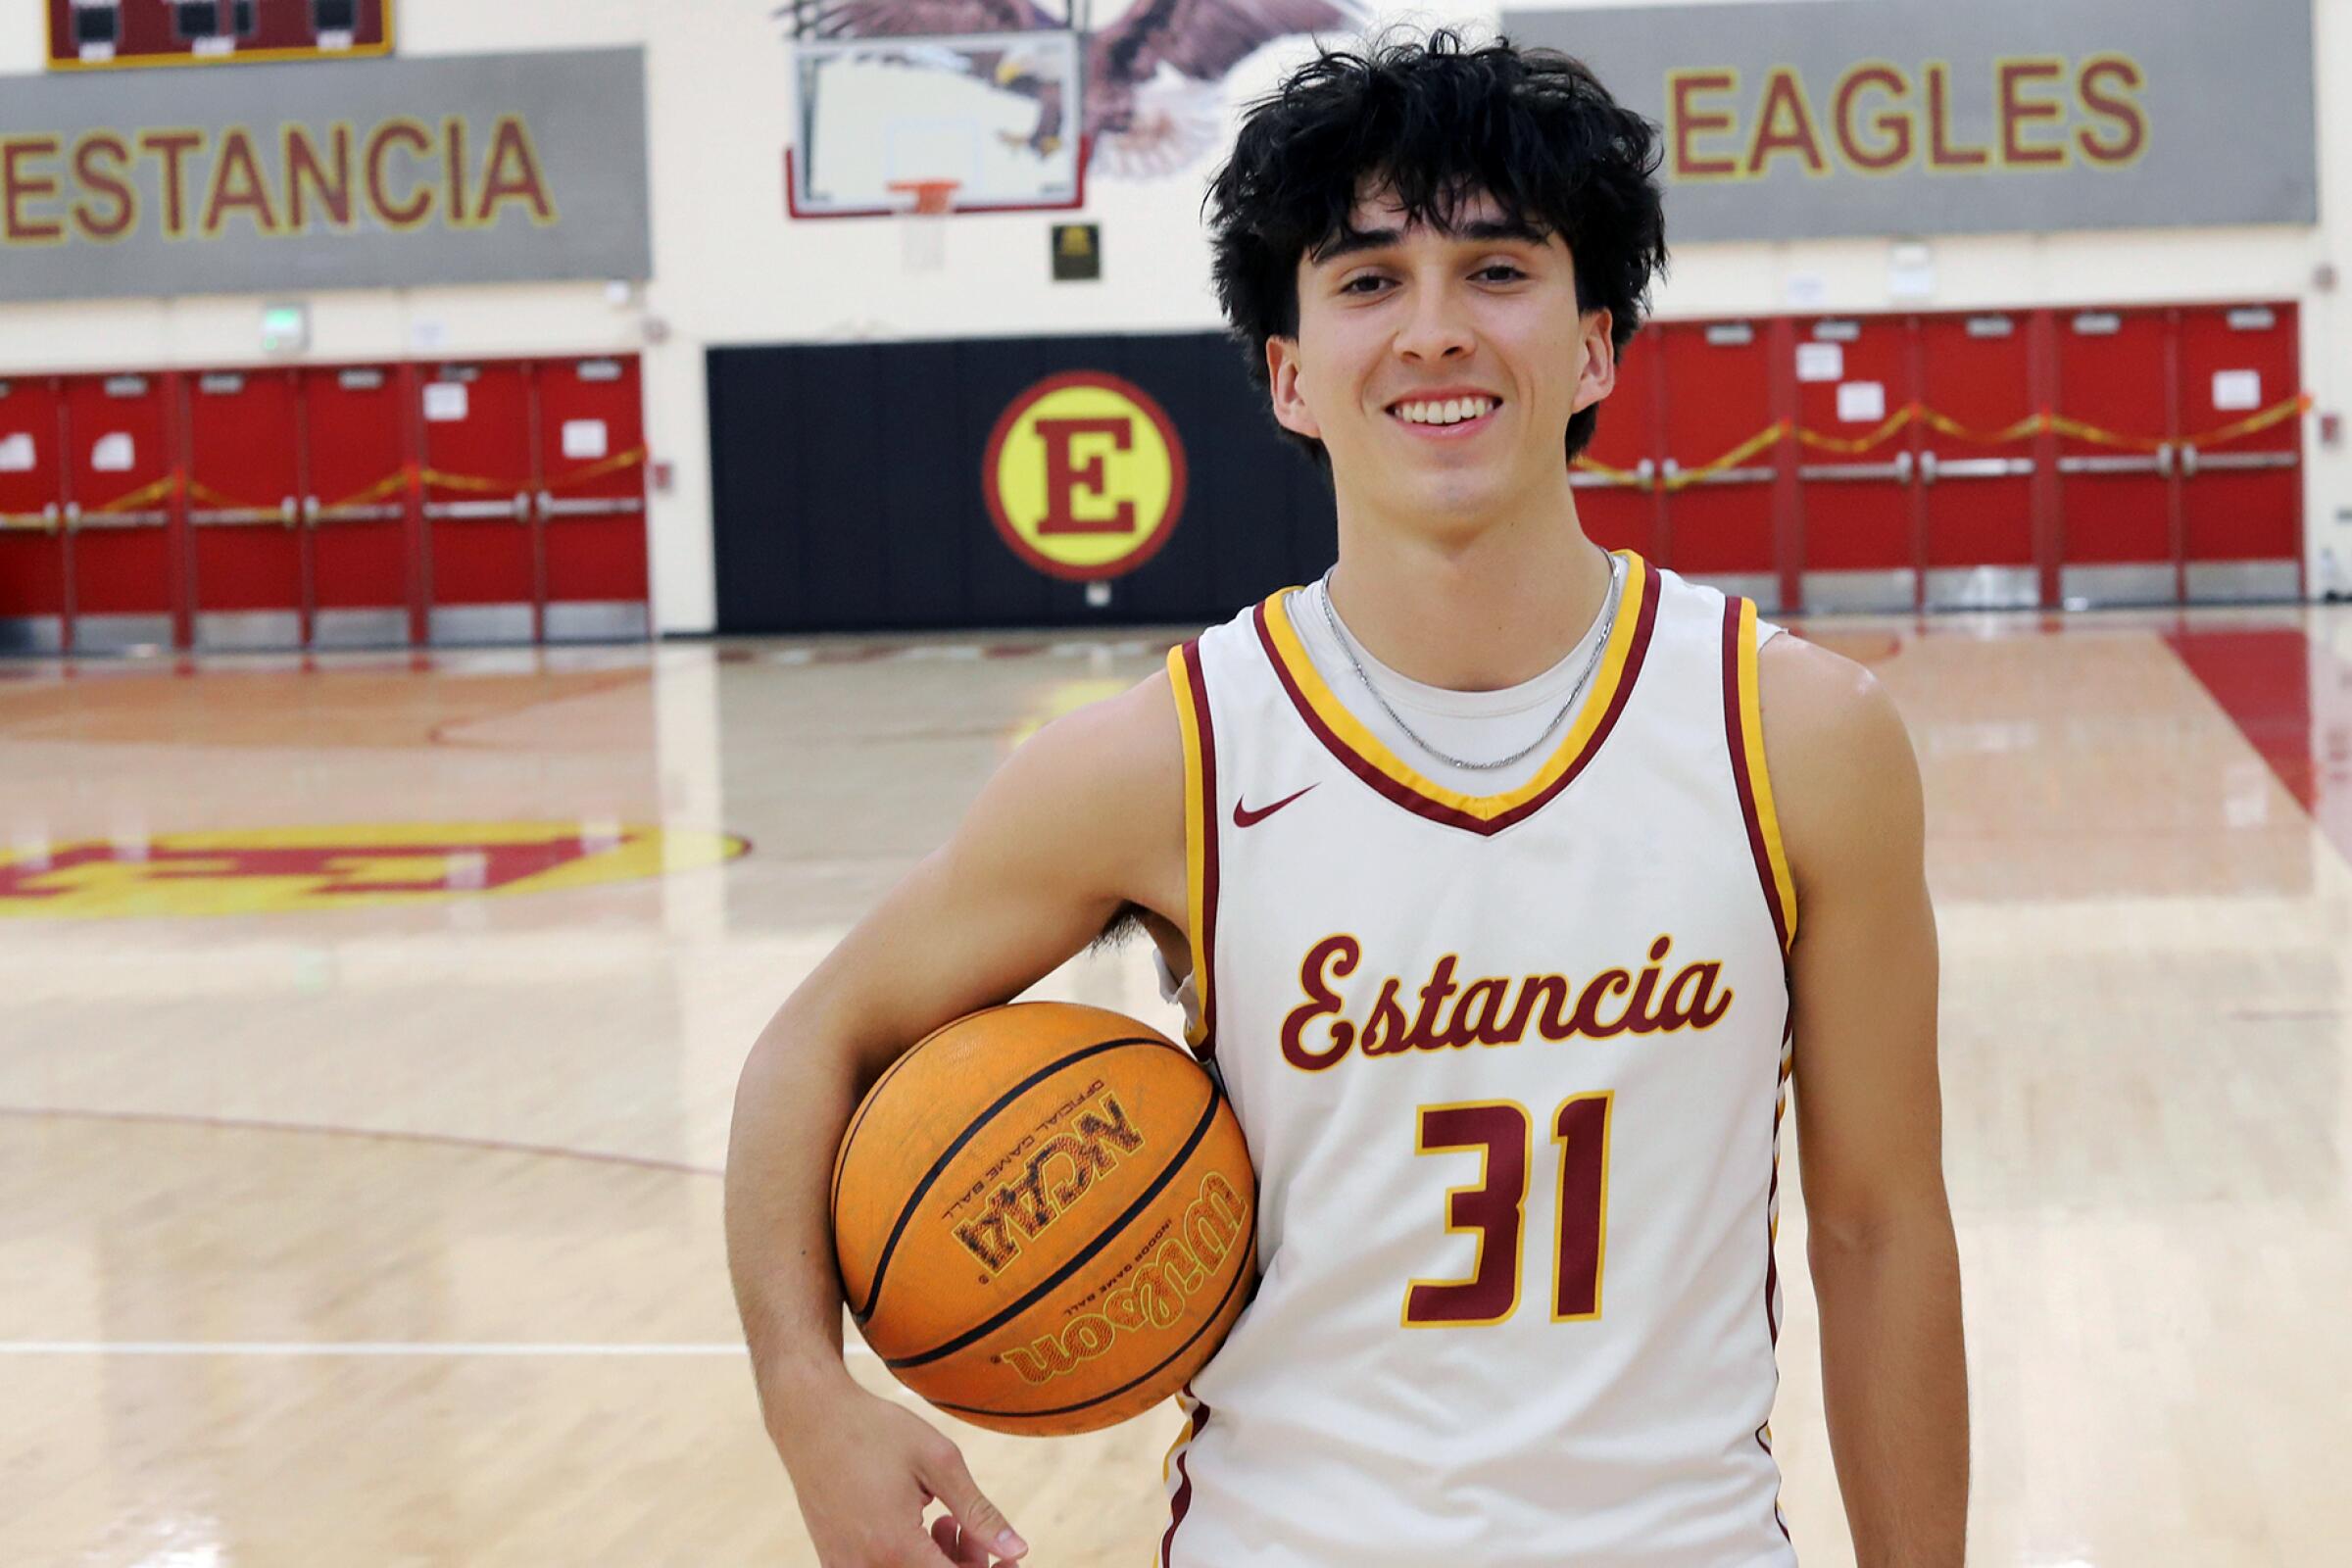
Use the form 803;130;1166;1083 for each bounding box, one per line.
929;1514;991;1568
912;1439;1028;1562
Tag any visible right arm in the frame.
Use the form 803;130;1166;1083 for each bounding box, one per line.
724;667;1188;1568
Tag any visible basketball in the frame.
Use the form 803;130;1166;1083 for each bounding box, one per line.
831;1002;1256;1436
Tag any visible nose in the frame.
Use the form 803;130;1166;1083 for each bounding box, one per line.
1393;277;1474;364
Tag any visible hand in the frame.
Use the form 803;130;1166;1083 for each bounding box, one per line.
777;1379;1028;1568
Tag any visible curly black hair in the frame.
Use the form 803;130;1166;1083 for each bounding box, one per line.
1203;28;1669;467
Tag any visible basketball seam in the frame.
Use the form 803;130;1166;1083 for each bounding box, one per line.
883;1087;1224;1370
846;1034;1175;1323
930;1232;1254;1422
830;1006;987;1221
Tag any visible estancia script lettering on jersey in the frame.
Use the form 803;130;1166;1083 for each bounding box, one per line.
1282;934;1734;1071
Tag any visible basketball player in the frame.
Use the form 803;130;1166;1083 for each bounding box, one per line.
727;32;1967;1567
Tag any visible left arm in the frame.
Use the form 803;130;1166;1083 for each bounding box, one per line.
1759;634;1968;1568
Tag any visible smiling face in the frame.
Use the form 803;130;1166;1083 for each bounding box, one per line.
1265;182;1617;543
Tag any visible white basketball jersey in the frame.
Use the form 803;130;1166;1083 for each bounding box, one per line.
1156;553;1800;1567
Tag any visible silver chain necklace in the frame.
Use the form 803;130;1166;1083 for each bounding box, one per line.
1314;551;1624;773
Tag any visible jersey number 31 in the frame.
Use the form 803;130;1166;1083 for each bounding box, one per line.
1403;1095;1612;1328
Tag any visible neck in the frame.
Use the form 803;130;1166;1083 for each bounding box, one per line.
1323;491;1615;692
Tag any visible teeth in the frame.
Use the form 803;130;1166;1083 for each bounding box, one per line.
1394;397;1494;425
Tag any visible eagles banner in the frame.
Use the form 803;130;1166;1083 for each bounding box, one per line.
1501;0;2317;242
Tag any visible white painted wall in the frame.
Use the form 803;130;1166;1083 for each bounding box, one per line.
1;0;2343;628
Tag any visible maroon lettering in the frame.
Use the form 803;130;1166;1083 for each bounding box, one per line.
285;124;353;231
72;134;135;240
2076;56;2146;165
1281;934;1359;1070
476;116;556;225
1745;68;1829;176
202;127;278;235
1998;61;2067;168
1571;969;1635;1038
137;130;205;239
1410;954;1461;1050
1034;416;1135;535
1925;64;1989;170
1835;66;1912;172
3;136;65;243
1669;71;1740;178
366;121;433;228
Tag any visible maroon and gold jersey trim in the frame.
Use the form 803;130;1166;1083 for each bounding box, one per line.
1166;640;1220;1061
1159;1389;1212;1567
1250;551;1659;837
1722;597;1798;955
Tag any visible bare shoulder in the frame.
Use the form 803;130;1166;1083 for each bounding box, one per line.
1753;632;1925;901
952;660;1187;926
767;662;1189;1080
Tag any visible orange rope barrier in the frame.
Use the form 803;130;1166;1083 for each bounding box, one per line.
417;446;650;496
83;474;178;515
1572;394;2313;491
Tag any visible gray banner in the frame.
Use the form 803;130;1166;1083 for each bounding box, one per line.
1500;0;2317;242
0;47;650;301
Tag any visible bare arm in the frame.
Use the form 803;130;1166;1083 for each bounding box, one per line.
725;669;1187;1567
1760;635;1968;1568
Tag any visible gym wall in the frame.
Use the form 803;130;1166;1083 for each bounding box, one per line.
1;1;2346;637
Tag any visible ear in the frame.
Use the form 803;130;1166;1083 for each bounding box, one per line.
1265;335;1322;441
1572;307;1618;414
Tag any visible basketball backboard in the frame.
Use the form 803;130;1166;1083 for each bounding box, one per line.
786;30;1086;218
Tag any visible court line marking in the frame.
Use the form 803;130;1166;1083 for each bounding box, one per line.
0;1105;721;1178
0;1341;747;1356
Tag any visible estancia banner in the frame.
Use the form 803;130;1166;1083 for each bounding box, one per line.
0;47;649;301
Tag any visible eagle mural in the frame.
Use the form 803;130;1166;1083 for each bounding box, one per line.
777;0;1365;178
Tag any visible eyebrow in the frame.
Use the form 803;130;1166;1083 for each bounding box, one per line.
1308;217;1553;267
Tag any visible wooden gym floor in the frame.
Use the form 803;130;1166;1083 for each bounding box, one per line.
1;600;2347;1565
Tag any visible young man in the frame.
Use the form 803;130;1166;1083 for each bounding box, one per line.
727;32;1967;1568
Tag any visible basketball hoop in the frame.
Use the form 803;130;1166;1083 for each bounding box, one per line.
889;179;961;274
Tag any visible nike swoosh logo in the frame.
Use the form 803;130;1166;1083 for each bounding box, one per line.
1233;784;1317;828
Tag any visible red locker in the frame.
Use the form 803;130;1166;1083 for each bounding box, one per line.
64;372;182;651
2053;309;2176;605
1573;331;1665;563
535;357;651;641
1658;320;1783;609
304;365;416;648
184;369;305;650
2176;304;2302;601
0;377;69;654
1917;313;2039;610
1793;315;1916;612
419;362;536;644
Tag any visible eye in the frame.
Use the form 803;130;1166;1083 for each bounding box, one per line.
1474;264;1528;283
1339;273;1392;295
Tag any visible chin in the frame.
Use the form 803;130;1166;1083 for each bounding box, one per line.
1407;469;1511;522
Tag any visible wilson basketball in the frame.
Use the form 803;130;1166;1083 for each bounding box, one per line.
831;1001;1256;1436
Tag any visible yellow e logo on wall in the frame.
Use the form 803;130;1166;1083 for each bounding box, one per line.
982;371;1188;582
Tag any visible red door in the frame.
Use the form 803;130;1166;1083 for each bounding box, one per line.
304;365;417;647
1917;313;2039;610
2053;309;2176;605
2177;303;2302;601
65;371;183;652
535;356;651;640
1573;331;1665;563
0;377;69;654
1659;320;1783;609
1793;316;1917;612
419;362;537;644
184;369;304;650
